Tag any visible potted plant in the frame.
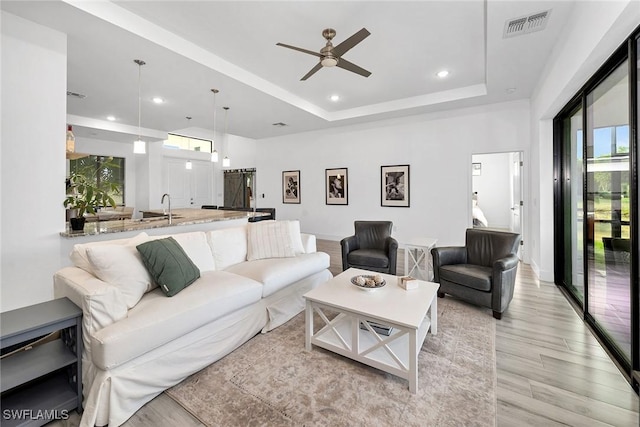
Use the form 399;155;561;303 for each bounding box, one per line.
64;170;119;231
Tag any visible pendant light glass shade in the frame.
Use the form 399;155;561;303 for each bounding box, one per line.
66;125;75;153
185;160;193;170
210;88;219;162
133;139;146;154
134;59;146;154
222;156;230;167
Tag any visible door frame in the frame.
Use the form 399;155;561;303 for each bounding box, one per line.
470;150;526;262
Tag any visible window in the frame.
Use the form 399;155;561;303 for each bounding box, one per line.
69;155;125;205
163;133;212;153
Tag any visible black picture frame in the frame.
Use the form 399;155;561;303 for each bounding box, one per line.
282;170;300;204
381;164;410;207
325;168;348;205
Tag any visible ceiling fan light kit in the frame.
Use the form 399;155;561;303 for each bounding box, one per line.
277;27;371;81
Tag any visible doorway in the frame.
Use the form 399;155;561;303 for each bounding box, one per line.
471;151;524;258
223;168;255;208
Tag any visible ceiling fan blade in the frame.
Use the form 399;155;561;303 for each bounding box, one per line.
276;42;322;58
336;58;371;78
301;63;323;81
333;28;370;57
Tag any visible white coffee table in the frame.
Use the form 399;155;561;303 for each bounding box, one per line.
303;268;439;393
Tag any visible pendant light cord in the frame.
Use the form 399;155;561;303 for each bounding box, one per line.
134;59;145;140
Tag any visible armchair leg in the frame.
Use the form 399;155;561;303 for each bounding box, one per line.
437;292;445;298
493;311;502;320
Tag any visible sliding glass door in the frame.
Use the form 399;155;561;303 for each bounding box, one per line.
561;106;585;302
554;29;638;386
585;60;631;360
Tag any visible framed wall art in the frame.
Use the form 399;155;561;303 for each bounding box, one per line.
381;164;410;207
282;170;300;204
325;168;348;205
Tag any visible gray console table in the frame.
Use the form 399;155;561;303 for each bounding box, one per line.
1;297;82;427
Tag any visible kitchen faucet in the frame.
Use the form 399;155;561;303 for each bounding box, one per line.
161;193;172;224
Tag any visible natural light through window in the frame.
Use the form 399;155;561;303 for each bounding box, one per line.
164;133;213;153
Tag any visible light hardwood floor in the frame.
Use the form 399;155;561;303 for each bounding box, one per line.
55;239;639;427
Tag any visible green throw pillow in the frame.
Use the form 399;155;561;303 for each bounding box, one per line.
136;237;200;297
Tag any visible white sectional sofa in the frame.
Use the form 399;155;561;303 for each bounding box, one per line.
53;220;332;427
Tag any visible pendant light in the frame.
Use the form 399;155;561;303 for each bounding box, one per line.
210;89;219;162
185;160;193;170
222;106;230;167
133;59;146;154
66;125;75;153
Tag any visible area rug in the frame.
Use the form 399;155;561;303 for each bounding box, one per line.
165;297;497;426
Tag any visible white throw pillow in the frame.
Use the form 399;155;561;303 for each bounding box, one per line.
70;232;148;275
207;226;248;270
246;221;296;261
86;244;153;309
171;232;216;272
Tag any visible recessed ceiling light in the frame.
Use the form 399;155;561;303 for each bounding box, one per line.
436;70;449;78
506;87;517;94
106;115;116;121
330;94;340;102
152;97;164;104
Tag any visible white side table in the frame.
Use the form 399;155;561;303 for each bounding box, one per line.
403;237;438;281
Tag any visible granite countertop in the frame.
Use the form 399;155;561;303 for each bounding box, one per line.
60;208;267;238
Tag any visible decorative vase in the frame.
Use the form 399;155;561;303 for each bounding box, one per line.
70;217;86;231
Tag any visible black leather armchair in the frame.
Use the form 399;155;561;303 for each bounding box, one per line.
431;228;521;319
341;221;398;274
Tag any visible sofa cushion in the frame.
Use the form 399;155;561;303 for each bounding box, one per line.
136;237;201;297
286;220;305;254
207;226;247;270
70;232;149;275
347;249;390;269
86;243;154;309
440;264;492;292
167;232;216;272
247;220;296;261
226;252;330;297
90;270;263;370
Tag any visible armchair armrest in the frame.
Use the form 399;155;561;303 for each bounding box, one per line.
431;246;467;283
491;254;520;315
385;236;399;275
340;235;359;270
494;254;519;272
431;246;467;266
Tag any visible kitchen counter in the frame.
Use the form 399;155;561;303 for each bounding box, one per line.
60;208;268;238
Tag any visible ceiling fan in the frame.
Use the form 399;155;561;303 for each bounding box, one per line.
277;28;371;81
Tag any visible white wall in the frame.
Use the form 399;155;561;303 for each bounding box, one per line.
528;0;639;282
1;12;67;312
255;100;531;250
472;152;512;229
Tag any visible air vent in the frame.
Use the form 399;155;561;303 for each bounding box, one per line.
67;91;87;99
503;9;551;38
272;122;288;127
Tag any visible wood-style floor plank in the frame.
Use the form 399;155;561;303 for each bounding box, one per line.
50;239;639;426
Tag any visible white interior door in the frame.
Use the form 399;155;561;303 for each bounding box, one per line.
190;160;213;208
510;152;524;260
164;159;190;208
163;158;213;209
